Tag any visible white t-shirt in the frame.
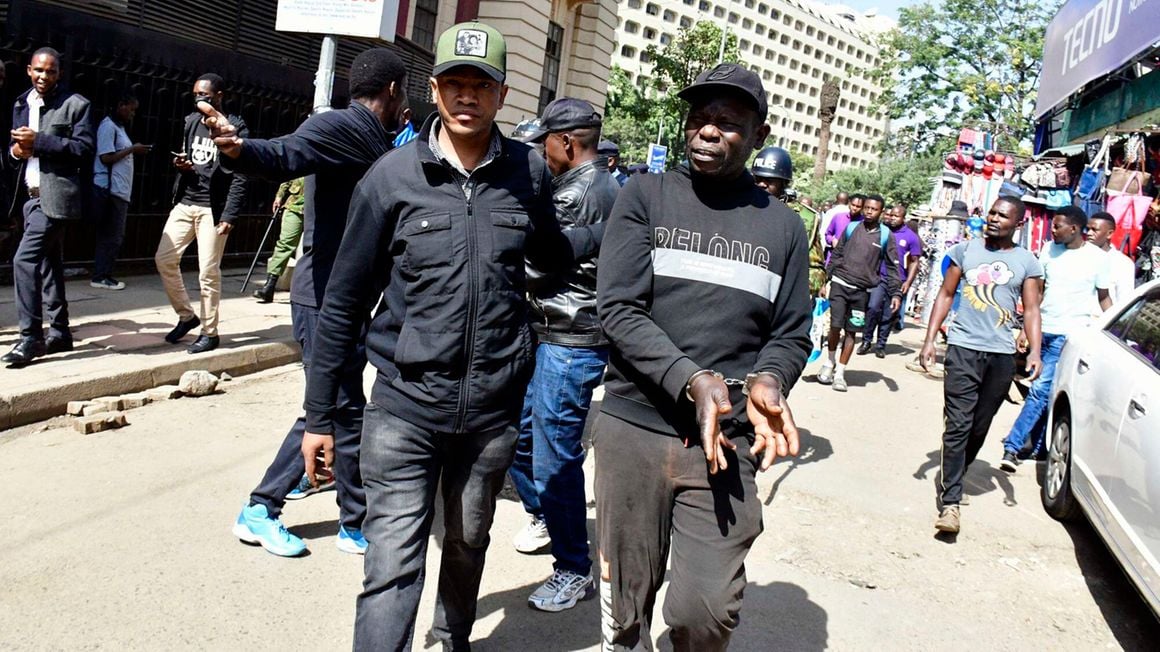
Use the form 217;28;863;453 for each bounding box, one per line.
1103;247;1136;305
820;203;848;243
1039;242;1113;335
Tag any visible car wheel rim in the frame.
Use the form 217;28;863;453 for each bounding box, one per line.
1046;421;1070;500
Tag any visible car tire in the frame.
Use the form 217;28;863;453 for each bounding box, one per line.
1042;411;1082;521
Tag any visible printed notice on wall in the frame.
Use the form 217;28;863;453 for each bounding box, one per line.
276;0;400;41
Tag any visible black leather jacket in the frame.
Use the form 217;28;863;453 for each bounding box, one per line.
528;157;620;346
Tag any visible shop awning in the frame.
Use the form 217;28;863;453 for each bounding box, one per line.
1035;0;1160;120
1034;143;1087;159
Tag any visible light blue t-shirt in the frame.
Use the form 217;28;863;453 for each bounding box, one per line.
1039;242;1113;336
93;116;133;202
947;240;1044;354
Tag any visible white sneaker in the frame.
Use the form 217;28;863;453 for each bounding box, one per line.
528;569;595;612
817;362;834;385
832;375;848;392
513;516;550;554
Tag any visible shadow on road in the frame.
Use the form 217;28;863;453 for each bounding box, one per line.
834;369;899;391
765;428;833;505
914;450;1016;510
1060;520;1160;650
718;581;828;651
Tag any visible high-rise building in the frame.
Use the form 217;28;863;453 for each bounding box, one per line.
610;0;893;169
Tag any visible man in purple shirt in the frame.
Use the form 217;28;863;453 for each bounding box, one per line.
824;193;864;262
859;204;923;357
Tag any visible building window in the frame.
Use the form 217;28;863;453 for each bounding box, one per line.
646;2;660;15
753;45;763;55
763;70;772;80
794;20;803;30
756;25;766;35
787;79;796;90
663;9;676;21
539;22;564;115
743;18;753;29
728;12;739;23
680;16;692;27
644;27;657;39
660;33;672;45
412;0;438;50
625;20;639;33
789;60;798;70
806;26;815;36
699;0;710;10
740;39;750;50
628;0;641;7
759;2;768;12
714;6;725;17
778;54;787;65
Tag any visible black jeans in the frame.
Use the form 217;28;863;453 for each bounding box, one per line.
862;280;896;348
355;405;518;651
939;345;1015;506
13;199;69;341
248;302;366;530
595;414;763;652
92;189;129;280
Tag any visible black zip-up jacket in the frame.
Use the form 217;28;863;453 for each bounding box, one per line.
304;115;604;434
826;219;901;296
8;86;94;221
172;112;249;224
527;157;620;346
596;166;812;438
219;101;394;308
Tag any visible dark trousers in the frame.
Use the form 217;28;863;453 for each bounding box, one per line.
248;302;366;530
354;405;518;651
14;199;70;341
862;280;895;348
595;415;763;652
939;345;1015;506
92;190;129;280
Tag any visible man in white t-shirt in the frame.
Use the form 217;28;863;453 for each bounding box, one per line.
1000;206;1112;472
819;190;849;245
1086;212;1137;304
91;93;149;290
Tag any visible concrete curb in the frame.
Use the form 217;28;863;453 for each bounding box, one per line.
0;339;300;430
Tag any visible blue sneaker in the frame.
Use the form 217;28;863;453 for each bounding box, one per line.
285;473;336;500
336;525;368;555
233;504;307;557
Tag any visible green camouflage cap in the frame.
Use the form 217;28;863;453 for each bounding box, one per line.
433;22;506;82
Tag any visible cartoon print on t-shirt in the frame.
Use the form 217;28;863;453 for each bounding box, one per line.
964;261;1015;327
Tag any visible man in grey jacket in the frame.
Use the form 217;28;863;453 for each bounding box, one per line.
508;97;620;612
4;47;94;367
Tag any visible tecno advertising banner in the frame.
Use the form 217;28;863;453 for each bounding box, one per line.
1035;0;1160;119
276;0;400;41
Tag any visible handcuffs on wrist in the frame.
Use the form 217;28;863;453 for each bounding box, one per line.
685;370;782;401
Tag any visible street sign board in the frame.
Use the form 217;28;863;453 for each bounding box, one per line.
276;0;400;41
648;143;668;174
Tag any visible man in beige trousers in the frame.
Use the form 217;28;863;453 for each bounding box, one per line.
155;72;249;354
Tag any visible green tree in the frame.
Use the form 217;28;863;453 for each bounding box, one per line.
796;154;943;210
871;0;1060;155
603;21;739;167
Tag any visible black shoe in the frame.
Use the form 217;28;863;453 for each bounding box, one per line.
999;451;1019;473
856;340;873;355
46;336;74;354
874;347;886;359
187;335;220;354
165;316;201;344
2;339;47;367
252;274;279;303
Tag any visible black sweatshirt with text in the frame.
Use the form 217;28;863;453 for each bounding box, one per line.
596;166;812;438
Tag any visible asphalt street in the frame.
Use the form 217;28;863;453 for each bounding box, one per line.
1;328;1157;650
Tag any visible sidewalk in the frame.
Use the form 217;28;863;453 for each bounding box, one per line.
0;269;300;429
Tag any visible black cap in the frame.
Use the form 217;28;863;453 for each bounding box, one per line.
523;97;603;142
678;62;768;121
598;139;619;157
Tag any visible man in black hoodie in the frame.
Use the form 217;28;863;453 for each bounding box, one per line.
818;194;900;392
201;49;409;558
299;23;604;650
154;73;249;354
595;62;811;651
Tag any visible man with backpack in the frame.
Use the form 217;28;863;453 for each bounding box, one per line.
819;194;900;391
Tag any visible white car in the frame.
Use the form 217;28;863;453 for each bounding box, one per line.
1042;278;1160;616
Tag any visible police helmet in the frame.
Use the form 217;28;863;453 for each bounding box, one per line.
752;146;793;181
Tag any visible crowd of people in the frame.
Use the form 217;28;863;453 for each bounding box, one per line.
4;18;1153;652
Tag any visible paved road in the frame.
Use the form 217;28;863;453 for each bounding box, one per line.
1;329;1157;650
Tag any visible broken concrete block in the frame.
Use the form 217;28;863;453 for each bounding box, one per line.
74;412;128;434
81;404;110;417
120;393;151;409
219;372;233;382
67;401;96;416
146;385;183;401
178;370;219;397
92;396;126;411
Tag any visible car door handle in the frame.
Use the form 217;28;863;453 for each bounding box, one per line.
1129;399;1147;418
1077;359;1090;374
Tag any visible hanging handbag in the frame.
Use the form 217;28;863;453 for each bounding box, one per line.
1076;134;1112;216
1107;133;1148;195
1105;192;1151;257
1052;160;1071;188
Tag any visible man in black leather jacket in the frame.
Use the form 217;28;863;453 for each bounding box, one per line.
508;97;620;612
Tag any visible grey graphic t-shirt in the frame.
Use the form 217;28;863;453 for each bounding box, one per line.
947;240;1044;354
